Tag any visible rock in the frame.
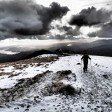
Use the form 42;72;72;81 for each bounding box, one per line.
77;63;81;65
27;105;30;108
103;75;108;79
40;109;45;111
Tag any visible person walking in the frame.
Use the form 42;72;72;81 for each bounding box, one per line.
81;51;91;72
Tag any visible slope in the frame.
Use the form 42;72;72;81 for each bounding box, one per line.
0;54;111;112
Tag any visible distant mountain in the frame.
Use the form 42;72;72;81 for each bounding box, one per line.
0;50;53;63
51;39;112;57
0;51;32;63
87;44;112;56
1;39;112;63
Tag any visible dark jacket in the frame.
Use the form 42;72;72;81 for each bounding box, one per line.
81;54;91;63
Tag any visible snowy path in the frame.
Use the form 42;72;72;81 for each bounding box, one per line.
80;56;112;112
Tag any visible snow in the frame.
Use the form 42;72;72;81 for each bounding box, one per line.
0;64;47;89
0;54;112;112
38;54;57;58
0;75;17;88
2;66;14;73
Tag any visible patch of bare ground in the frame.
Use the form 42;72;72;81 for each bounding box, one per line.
44;70;81;96
0;56;59;66
0;70;52;105
45;82;81;96
56;70;72;81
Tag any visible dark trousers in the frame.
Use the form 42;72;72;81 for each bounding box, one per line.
83;61;88;72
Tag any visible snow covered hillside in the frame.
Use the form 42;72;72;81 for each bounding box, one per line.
0;54;112;112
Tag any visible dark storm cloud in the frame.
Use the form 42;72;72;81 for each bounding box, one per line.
69;7;111;26
0;0;69;36
88;22;112;37
63;26;81;36
52;25;81;37
43;23;81;40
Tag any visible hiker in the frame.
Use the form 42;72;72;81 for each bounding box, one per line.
81;51;91;72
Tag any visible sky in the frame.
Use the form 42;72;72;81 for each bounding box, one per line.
35;0;111;12
0;0;112;53
35;0;112;38
0;0;111;38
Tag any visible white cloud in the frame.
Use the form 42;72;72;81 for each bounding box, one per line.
35;0;111;12
80;26;101;35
